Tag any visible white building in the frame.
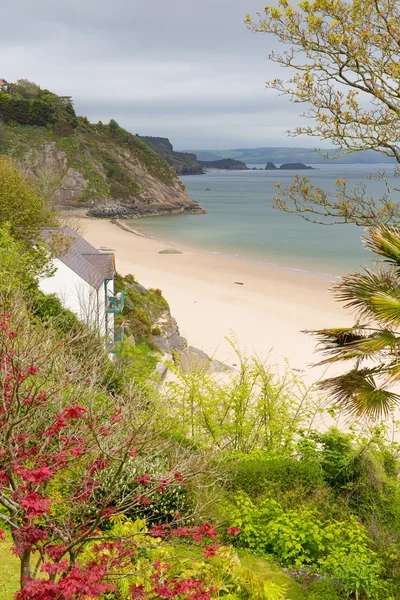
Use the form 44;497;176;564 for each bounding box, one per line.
40;226;123;340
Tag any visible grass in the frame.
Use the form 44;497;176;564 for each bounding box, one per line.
173;542;308;600
237;551;307;600
0;538;19;599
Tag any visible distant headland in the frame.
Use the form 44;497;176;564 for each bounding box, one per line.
184;146;396;166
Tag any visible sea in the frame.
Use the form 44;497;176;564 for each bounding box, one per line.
127;164;399;278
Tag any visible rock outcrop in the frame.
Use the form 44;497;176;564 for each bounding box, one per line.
201;158;248;170
280;163;313;170
265;162;278;170
138;136;204;176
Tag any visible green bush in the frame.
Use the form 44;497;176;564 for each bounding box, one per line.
31;291;80;333
0;92;56;126
108;118;119;131
230;456;324;497
115;273;170;344
229;493;384;597
306;578;341;600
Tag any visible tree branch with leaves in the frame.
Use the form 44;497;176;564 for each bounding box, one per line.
247;0;400;225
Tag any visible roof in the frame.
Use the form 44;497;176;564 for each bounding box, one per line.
41;226;115;289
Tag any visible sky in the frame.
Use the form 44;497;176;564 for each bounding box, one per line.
2;0;316;150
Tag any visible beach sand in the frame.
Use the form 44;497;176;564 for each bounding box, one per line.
80;218;352;376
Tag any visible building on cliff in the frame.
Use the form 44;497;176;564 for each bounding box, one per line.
39;226;123;342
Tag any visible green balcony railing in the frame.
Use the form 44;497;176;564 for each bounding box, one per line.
105;291;124;314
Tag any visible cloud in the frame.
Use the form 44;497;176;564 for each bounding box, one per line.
1;0;315;148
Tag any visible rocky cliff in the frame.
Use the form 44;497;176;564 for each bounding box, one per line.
138;136;204;175
201;158;248;170
0;81;205;218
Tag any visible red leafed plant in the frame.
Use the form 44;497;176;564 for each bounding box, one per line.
0;305;218;599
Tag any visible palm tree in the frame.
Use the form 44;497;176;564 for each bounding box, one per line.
312;226;400;420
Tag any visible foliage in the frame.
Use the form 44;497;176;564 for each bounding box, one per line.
113;340;159;386
0;157;54;241
101;152;142;199
247;0;400;226
0;300;224;597
164;345;324;453
0;80;77;134
82;515;286;600
29;291;81;334
108;118;119;131
229;493;383;598
308;226;400;418
0;226;54;298
305;578;341;600
229;455;324;498
116;274;170;342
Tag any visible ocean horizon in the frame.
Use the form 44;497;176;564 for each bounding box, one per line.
128;163;397;277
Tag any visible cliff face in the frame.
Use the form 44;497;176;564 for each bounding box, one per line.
2;124;205;218
0;82;205;218
138;136;204;175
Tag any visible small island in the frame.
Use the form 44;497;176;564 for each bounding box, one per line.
201;158;248;170
265;161;313;170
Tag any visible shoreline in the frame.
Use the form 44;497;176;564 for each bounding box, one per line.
79;216;352;377
112;219;340;283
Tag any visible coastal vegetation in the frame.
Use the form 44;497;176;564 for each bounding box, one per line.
0;80;204;218
2;155;400;599
3;1;400;595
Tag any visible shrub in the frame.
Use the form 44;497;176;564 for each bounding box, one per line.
306;578;341;600
83;517;287;600
229;493;384;597
0;157;55;241
31;291;80;333
230;456;324;497
164;346;325;454
108;118;119;131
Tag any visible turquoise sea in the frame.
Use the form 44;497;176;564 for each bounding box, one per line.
128;164;398;277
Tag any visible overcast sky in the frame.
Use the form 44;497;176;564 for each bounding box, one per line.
2;0;316;149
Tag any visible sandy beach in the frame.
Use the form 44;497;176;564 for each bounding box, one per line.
80;218;352;376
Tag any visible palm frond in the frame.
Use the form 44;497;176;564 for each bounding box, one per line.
365;225;400;266
370;292;400;327
308;327;368;352
309;327;400;365
333;266;400;321
382;361;400;384
318;368;400;420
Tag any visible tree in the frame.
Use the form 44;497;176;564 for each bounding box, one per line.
246;0;400;226
0;226;54;298
308;225;400;419
109;119;120;131
0;157;54;242
0;298;225;598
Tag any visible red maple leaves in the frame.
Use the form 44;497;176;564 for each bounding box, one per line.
0;312;223;599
